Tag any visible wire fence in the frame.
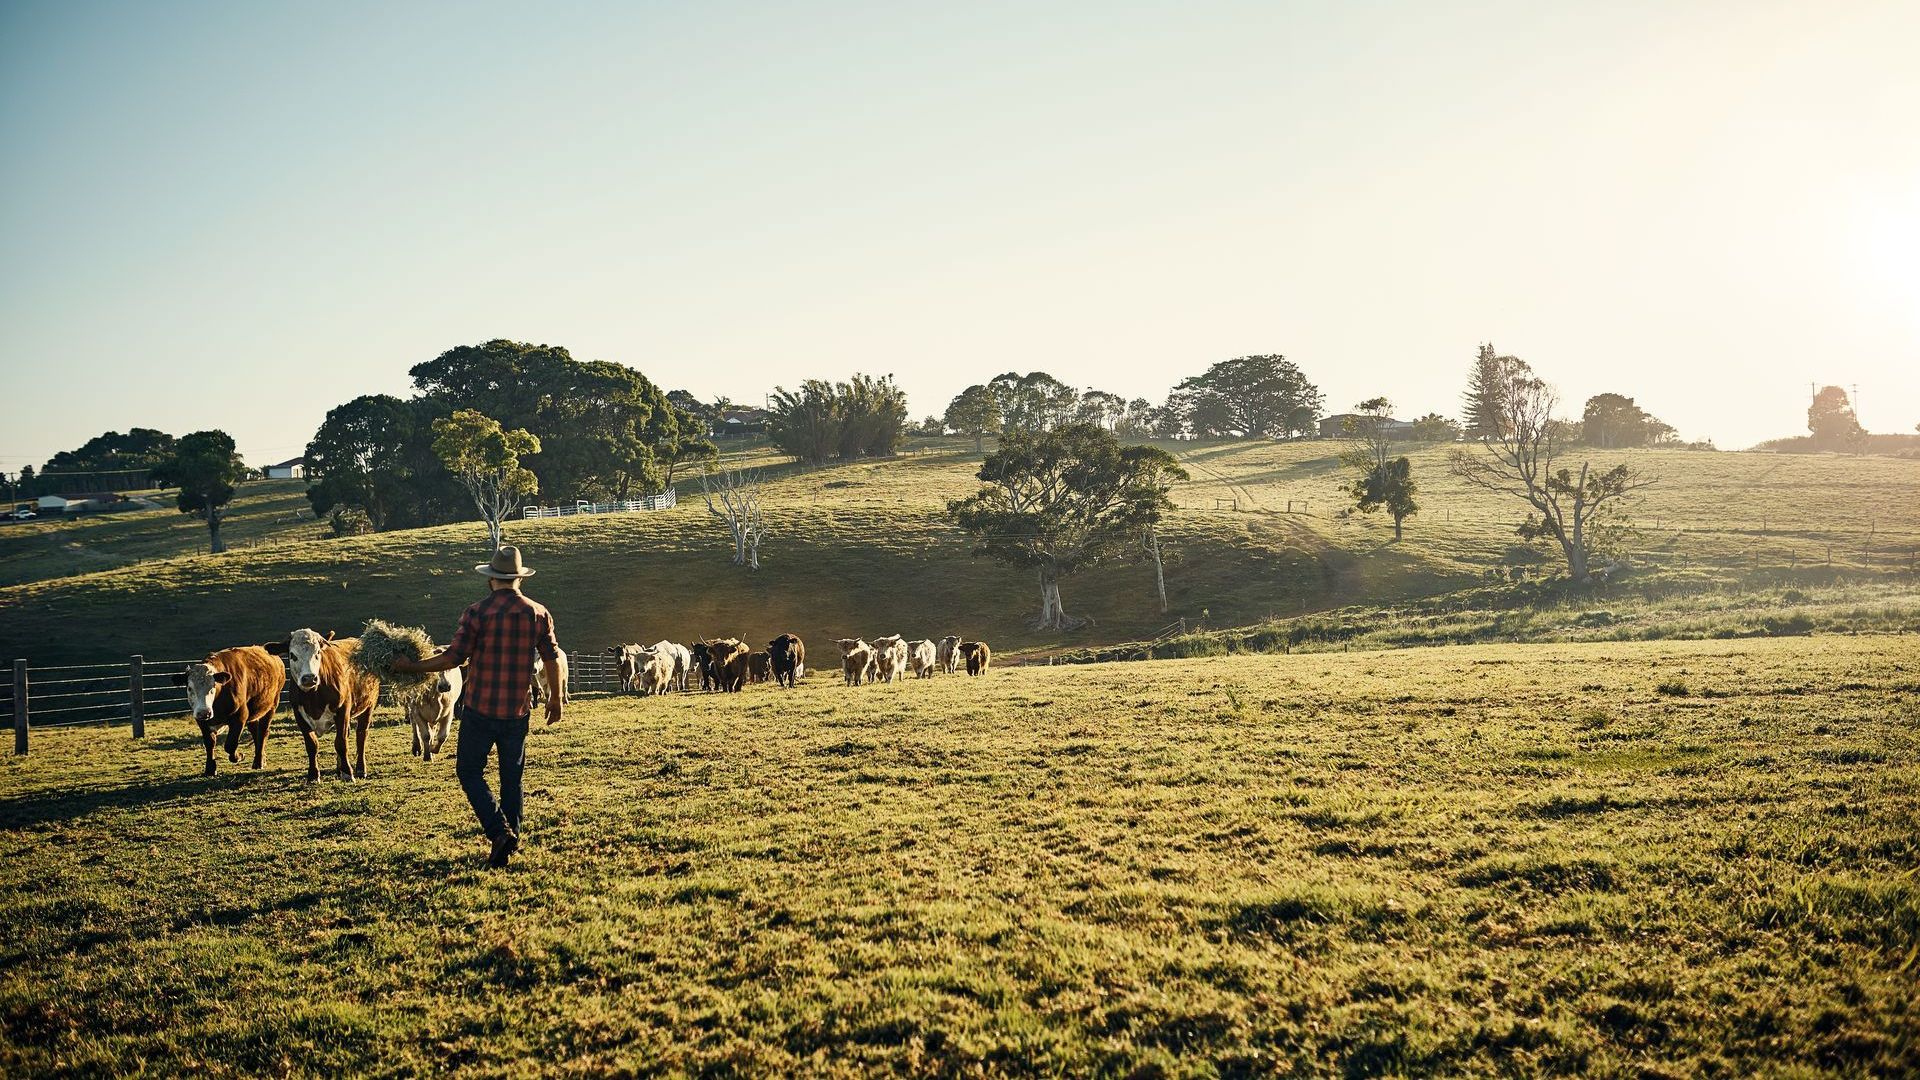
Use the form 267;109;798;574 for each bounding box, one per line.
8;648;632;754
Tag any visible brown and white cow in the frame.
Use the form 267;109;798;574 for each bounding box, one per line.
769;633;805;689
407;664;463;763
268;629;381;782
836;638;878;686
172;646;285;777
936;635;962;675
960;640;993;676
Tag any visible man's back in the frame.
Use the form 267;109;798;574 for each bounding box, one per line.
449;587;559;720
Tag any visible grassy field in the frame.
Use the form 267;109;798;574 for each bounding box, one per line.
2;636;1915;1076
1;440;1916;666
0;480;323;588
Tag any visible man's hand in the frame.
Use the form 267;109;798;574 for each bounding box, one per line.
544;696;562;726
389;656;423;674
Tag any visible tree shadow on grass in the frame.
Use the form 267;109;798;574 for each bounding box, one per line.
0;769;272;830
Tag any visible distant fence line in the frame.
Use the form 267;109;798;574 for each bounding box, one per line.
7;650;628;756
522;490;677;519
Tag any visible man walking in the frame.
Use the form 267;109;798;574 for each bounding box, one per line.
395;545;562;868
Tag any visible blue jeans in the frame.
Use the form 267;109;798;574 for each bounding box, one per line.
456;705;528;841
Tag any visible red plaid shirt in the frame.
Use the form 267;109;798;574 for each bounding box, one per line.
445;588;560;720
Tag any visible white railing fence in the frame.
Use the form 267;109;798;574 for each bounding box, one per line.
522;489;678;520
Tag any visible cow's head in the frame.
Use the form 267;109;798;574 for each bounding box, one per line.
173;661;231;722
286;628;335;691
836;638;865;655
436;665;463;697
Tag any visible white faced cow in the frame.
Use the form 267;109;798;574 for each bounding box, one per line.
268;628;381;782
172;646;285;777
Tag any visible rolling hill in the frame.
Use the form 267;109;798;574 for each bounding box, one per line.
1;439;1916;667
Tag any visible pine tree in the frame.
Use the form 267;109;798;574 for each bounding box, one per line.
1462;344;1530;438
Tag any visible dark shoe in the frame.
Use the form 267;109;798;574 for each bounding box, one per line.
488;830;521;868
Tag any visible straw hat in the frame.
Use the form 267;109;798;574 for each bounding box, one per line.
475;545;537;579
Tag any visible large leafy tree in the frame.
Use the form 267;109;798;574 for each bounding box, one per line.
768;375;907;464
303;395;418;530
1172;355;1322;439
1582;393;1674;449
837;374;909;460
768;380;844;465
1341;398;1419;540
1451;365;1654;581
45;427;176;474
157;430;246;553
431;410;541;551
943;384;1003;452
1807;386;1865;450
409;340;680;501
990;372;1079;436
948;423;1186;631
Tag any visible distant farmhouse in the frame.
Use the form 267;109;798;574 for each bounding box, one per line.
1319;413;1415;440
264;457;306;479
716;408;771;438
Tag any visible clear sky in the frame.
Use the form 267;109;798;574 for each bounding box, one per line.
3;0;1917;473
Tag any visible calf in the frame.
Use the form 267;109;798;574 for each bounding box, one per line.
937;635;962;675
408;665;463;763
907;639;938;679
748;651;772;684
871;635;909;684
768;633;805;689
172;646;285;777
270;628;381;782
836;638;878;686
532;648;570;706
961;640;993;676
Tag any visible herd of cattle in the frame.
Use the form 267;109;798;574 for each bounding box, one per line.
168;629;993;781
605;634;992;695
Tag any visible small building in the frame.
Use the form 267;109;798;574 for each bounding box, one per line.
717;408;771;437
1319;414;1415;440
264;457;306;480
38;492;122;513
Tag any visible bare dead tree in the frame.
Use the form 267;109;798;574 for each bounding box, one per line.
701;466;767;570
1450;369;1654;582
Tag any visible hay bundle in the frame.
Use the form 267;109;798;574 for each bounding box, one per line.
354;618;439;699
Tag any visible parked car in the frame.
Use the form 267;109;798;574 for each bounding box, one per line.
8;508;37;520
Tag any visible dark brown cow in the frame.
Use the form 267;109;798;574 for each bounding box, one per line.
768;634;805;689
961;640;993;676
268;628;382;782
748;651;772;684
171;646;285;777
705;638;750;692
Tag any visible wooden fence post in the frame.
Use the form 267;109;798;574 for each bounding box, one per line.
12;659;25;756
130;654;145;739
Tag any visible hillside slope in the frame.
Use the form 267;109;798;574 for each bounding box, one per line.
2;441;1916;666
0;480;323;588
